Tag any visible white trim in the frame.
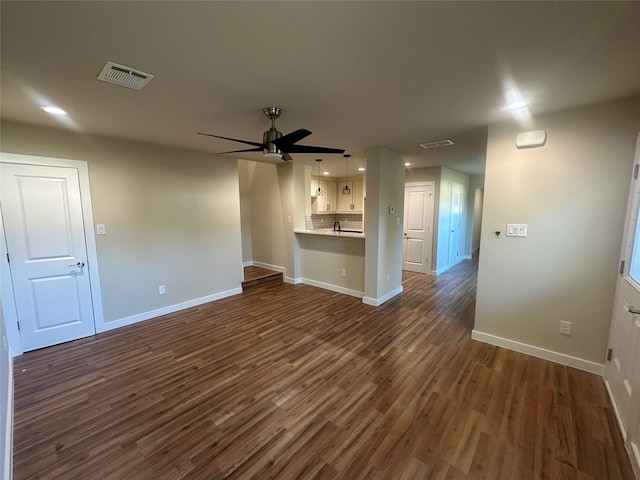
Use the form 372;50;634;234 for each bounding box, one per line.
242;261;253;268
300;278;363;299
284;276;301;285
0;212;22;356
604;379;627;441
462;254;472;260
0;153;105;348
251;261;286;275
471;330;605;375
2;353;13;480
362;286;404;307
98;287;242;332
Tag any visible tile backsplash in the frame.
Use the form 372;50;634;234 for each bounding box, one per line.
306;213;363;231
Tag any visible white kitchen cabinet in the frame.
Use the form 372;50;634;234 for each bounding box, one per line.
337;180;364;213
311;178;337;214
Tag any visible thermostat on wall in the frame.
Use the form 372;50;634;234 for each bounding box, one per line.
516;130;546;149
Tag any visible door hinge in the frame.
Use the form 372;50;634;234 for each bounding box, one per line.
634;164;639;180
16;321;20;331
620;260;625;274
5;253;9;263
607;348;613;361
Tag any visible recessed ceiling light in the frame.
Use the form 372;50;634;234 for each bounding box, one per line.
508;101;528;110
41;106;67;115
404;162;411;167
323;171;330;176
358;167;366;172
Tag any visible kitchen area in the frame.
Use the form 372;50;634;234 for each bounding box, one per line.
241;147;405;306
294;165;366;297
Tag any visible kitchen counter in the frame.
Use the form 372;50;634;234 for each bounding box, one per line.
295;228;365;239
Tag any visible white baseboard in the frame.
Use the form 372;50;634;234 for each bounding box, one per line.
251;261;286;275
300;278;363;298
462;255;472;260
2;353;13;480
605;379;640;478
97;287;242;333
242;261;253;267
471;330;605;375
284;276;301;285
604;379;627;441
362;285;403;307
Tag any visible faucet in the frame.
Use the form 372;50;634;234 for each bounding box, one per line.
333;220;341;232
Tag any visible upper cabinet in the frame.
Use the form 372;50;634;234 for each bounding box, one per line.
311;176;364;214
337;180;364;213
311;178;337;214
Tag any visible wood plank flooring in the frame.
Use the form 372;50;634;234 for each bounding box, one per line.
12;258;635;479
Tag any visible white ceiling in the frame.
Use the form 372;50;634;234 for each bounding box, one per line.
2;1;639;178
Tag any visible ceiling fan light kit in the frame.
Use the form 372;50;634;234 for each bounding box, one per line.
198;107;345;161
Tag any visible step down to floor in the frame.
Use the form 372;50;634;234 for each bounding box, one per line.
242;266;283;291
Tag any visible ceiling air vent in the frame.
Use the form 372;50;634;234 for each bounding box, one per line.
97;61;154;90
419;139;454;149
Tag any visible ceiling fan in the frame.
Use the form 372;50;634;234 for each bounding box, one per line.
198;107;345;161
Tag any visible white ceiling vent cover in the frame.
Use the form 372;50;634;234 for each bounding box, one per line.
97;61;154;90
419;139;455;149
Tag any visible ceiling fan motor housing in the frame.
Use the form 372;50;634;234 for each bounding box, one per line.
263;127;283;157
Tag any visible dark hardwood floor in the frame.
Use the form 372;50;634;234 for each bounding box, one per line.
12;258;635;479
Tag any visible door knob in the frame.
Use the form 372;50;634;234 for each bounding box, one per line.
627;305;640;314
68;261;85;268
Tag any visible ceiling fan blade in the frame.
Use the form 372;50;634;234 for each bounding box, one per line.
271;129;312;148
283;145;345;154
216;147;264;154
197;132;264;148
282;152;293;161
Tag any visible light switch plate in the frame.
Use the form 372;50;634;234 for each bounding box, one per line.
506;224;527;237
96;224;106;235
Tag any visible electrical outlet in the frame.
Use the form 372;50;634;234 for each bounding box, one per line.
159;285;166;295
341;268;346;277
386;273;391;282
559;320;571;336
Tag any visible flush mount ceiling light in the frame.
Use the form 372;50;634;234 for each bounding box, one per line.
358;167;366;172
323;171;330;176
404;162;411;167
40;106;67;115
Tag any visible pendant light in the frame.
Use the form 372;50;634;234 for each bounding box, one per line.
315;159;324;196
342;154;351;195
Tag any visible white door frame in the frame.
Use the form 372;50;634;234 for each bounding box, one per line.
0;153;104;356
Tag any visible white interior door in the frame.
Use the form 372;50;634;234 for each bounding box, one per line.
403;182;434;273
448;183;463;266
606;132;640;478
0;162;96;351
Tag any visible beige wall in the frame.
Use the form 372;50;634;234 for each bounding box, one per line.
298;235;365;294
240;160;295;278
474;95;640;366
1;121;243;326
364;147;406;303
238;160;253;264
